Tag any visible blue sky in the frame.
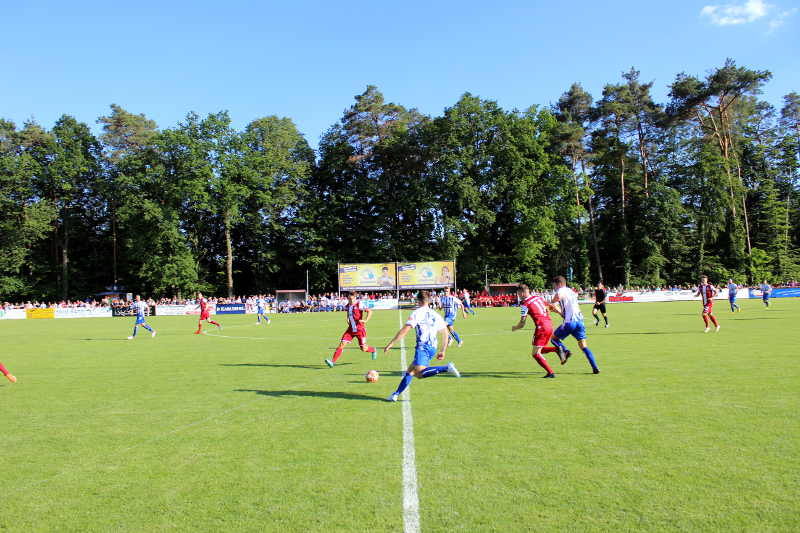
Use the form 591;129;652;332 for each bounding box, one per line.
2;0;798;148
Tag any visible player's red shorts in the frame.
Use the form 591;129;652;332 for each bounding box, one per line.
702;302;713;314
200;311;211;320
531;322;554;347
342;326;368;348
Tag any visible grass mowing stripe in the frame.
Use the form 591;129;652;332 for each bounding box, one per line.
398;309;421;533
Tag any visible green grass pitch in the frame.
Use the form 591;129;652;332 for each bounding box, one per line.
1;299;798;532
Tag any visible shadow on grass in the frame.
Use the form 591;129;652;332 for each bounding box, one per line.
221;363;349;370
82;338;131;342
234;389;382;402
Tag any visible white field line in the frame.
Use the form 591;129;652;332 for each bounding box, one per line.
398;310;421;533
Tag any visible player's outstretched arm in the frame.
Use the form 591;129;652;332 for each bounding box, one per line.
361;308;373;324
436;326;449;360
511;315;526;332
384;325;412;353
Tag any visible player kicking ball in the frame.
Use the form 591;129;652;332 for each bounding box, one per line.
195;292;222;334
512;284;563;378
127;295;156;339
384;291;460;402
0;361;17;383
548;276;600;374
695;275;720;333
325;291;376;367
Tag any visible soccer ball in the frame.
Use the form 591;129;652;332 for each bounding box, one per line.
365;370;379;383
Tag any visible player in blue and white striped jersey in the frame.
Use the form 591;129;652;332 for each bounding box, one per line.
127;295;156;340
440;286;467;347
256;295;270;325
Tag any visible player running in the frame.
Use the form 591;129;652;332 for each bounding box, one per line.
592;282;609;327
195;292;222;334
760;280;772;308
549;276;600;374
461;289;477;316
325;291;376;367
384;291;460;402
511;284;563;378
255;294;270;325
0;361;17;383
695;275;720;333
727;279;740;312
441;287;467;347
127;295;156;339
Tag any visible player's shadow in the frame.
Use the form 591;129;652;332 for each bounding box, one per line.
221;363;349;370
81;338;130;342
234;389;382;402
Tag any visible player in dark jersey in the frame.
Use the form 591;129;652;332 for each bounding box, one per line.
592;282;609;327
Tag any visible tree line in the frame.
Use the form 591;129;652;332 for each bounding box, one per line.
1;59;798;300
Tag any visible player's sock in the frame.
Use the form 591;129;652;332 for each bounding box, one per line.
532;353;554;374
551;337;568;353
450;330;462;344
419;366;448;378
594;314;600;326
0;362;10;377
603;315;608;325
331;347;344;363
709;315;719;327
209;320;221;327
702;315;709;327
541;347;557;354
581;347;599;372
394;373;414;395
131;325;139;337
142;324;153;333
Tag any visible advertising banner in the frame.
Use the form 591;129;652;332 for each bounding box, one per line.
155;304;204;316
0;309;27;320
26;308;55;319
361;298;399;310
749;287;800;298
338;263;397;291
215;303;246;314
397;261;455;289
55;307;113;319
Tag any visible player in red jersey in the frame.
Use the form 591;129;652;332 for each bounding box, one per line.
0;361;16;383
325;291;376;367
511;284;565;378
695;275;720;333
194;292;222;334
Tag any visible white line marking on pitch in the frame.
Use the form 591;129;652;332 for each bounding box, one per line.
398;309;421;533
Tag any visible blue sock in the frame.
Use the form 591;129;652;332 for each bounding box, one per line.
551;337;568;352
143;324;153;332
257;315;261;323
450;330;461;343
394;373;414;395
420;366;448;378
132;325;138;337
582;347;599;371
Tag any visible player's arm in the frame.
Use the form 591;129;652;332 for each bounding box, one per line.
547;294;565;318
458;298;467;319
436;325;449;360
511;306;527;331
360;308;373;324
384;325;412;353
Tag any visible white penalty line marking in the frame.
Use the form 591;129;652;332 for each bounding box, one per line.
398;309;421;533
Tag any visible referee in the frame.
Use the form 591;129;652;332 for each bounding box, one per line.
592;282;609;327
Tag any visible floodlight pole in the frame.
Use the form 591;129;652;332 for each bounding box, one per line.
306;270;309;300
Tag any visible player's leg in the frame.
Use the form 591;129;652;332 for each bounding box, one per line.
141;321;155;336
129;322;139;339
702;310;710;331
207;318;222;329
549;325;570;364
531;346;556;378
0;361;17;383
709;311;720;330
447;323;462;347
592;306;600;326
326;336;350;367
357;331;377;360
576;336;599;374
601;305;609;326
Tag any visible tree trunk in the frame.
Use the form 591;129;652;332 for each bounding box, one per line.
62;211;69;300
224;211;234;298
636;123;650;197
581;158;603;282
111;201;118;286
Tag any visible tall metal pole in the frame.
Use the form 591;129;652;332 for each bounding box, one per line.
306;270;309;299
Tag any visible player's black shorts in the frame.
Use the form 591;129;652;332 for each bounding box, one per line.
593;303;607;314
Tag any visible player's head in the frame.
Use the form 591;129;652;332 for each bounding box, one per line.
728;279;734;284
763;279;768;284
700;275;708;284
197;291;203;298
347;291;357;303
551;276;567;289
516;284;531;297
597;282;604;289
416;291;430;306
135;295;141;302
444;286;451;295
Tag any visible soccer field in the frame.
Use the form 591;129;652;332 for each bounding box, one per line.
1;300;798;532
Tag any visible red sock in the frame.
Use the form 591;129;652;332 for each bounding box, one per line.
709;315;719;326
366;346;376;353
196;322;203;332
702;315;709;327
532;353;554;374
209;320;220;327
0;362;9;377
332;347;343;363
541;347;557;354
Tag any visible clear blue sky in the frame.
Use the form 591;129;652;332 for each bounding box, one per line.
3;0;798;148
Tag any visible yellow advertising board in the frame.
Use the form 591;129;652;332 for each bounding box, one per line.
338;263;397;291
26;307;55;319
397;261;456;289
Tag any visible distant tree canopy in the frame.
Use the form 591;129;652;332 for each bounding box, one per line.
1;61;798;300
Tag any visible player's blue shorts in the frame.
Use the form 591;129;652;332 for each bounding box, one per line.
763;295;770;301
257;307;265;314
555;320;587;341
729;296;736;302
413;344;437;367
135;315;146;325
444;314;456;326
